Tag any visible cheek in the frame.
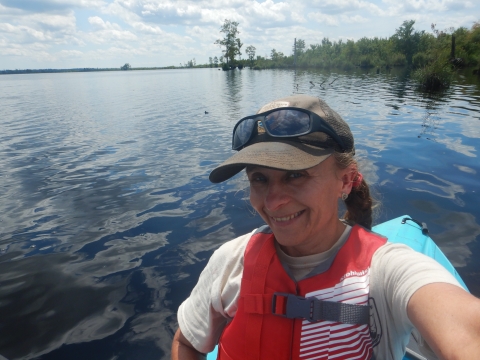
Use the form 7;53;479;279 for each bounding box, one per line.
300;181;338;209
249;187;262;211
249;188;270;223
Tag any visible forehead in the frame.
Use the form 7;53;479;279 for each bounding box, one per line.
245;156;336;175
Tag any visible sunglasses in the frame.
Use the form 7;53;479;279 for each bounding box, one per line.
232;107;346;151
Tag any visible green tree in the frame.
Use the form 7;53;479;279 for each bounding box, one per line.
271;49;284;61
344;40;357;62
245;45;256;66
214;19;243;66
270;49;277;61
209;57;213;67
293;39;306;55
120;63;131;70
391;20;423;66
213;56;219;67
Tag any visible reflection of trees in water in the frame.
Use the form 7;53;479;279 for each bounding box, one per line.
293;69;299;93
417;91;449;141
384;67;410;103
224;70;243;115
291;69;342;94
419;99;439;141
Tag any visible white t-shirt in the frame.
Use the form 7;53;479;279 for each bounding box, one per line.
177;225;462;359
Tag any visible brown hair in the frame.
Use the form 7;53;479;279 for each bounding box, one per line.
334;151;375;229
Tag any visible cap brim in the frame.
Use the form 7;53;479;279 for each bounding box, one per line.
209;141;333;183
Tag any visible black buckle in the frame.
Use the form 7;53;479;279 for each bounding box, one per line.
401;217;429;235
272;293;318;322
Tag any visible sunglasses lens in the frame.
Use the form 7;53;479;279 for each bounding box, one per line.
264;110;310;136
233;118;256;149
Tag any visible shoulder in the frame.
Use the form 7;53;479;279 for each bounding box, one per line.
200;228;259;305
372;242;461;282
177;228;260;353
208;228;257;267
371;242;462;309
369;242;463;357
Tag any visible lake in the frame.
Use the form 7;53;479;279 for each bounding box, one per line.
0;68;479;359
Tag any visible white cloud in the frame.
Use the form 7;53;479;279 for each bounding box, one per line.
342;14;369;23
101;1;142;23
88;16;120;30
0;0;106;13
308;12;339;26
0;9;77;50
58;49;85;58
402;0;474;12
198;8;243;25
120;0;205;25
85;16;137;43
308;0;385;15
185;25;212;39
0;22;50;41
0;22;18;33
30;12;77;31
88;29;137;43
243;0;289;23
130;21;163;34
291;11;307;23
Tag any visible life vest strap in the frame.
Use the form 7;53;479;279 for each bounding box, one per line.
245;235;277;360
243;294;273;314
271;292;370;325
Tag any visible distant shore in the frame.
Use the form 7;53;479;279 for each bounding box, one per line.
0;66;179;75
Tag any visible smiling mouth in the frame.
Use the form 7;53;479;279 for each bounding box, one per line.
271;210;305;223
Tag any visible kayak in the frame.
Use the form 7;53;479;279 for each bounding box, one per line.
206;215;468;360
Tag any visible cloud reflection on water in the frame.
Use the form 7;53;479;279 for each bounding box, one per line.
453;164;476;174
408;199;480;268
0;253;133;359
433;212;480;268
405;169;465;206
1;69;480;359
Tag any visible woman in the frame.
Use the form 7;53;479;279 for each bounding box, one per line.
172;95;480;359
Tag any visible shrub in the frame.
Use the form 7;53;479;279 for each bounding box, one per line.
413;59;453;91
390;53;407;66
412;52;429;68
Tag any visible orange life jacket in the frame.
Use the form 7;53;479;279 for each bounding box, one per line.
217;225;386;360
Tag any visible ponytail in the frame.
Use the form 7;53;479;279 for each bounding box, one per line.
343;178;373;229
334;151;375;230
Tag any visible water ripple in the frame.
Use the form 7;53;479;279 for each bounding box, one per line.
1;68;479;359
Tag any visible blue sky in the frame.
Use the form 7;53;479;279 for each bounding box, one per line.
0;0;478;70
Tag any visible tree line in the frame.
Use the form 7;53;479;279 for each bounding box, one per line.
203;19;480;89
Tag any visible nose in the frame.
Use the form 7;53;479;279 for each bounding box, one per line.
264;181;290;211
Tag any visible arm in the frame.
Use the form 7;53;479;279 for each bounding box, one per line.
171;232;250;359
408;283;480;360
171;328;206;360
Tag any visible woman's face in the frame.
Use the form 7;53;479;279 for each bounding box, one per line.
247;156;354;256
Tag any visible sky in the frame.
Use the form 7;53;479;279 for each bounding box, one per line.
0;0;478;70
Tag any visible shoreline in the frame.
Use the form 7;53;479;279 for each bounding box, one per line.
0;66;178;75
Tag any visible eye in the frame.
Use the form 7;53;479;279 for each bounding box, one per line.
287;171;304;179
248;172;267;184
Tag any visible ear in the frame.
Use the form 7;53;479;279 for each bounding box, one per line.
339;164;357;195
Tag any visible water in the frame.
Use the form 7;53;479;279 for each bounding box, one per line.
0;68;479;359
